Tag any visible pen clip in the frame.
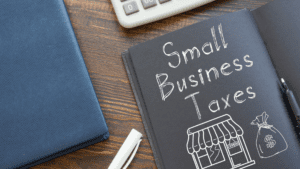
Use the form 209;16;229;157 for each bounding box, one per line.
122;139;142;169
108;129;143;169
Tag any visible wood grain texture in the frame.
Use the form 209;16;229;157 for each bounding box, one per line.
32;0;272;168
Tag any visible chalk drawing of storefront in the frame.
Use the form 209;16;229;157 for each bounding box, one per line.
186;114;255;169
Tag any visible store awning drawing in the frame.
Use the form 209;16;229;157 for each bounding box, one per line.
187;114;243;152
186;114;255;169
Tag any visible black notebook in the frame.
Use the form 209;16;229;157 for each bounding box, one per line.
122;0;300;169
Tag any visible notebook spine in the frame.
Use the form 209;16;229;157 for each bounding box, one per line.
122;51;165;169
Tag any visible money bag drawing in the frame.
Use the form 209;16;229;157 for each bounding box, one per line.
250;112;288;158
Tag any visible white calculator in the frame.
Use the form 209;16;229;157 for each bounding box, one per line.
111;0;215;28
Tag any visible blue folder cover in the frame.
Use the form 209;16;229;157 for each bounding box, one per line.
0;0;109;168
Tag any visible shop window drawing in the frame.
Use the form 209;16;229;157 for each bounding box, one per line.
195;144;225;169
187;114;255;169
251;112;288;158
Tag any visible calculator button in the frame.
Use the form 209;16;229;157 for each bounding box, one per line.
123;1;139;15
158;0;171;4
141;0;157;9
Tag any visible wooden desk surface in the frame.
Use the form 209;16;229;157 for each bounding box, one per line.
32;0;272;168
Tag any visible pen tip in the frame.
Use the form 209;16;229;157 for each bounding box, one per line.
281;78;289;91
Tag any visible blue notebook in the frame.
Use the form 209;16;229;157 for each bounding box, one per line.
0;0;109;168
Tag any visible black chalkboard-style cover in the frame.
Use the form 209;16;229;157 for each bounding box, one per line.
122;0;300;168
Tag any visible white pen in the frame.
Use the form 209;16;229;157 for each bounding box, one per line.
108;129;143;169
